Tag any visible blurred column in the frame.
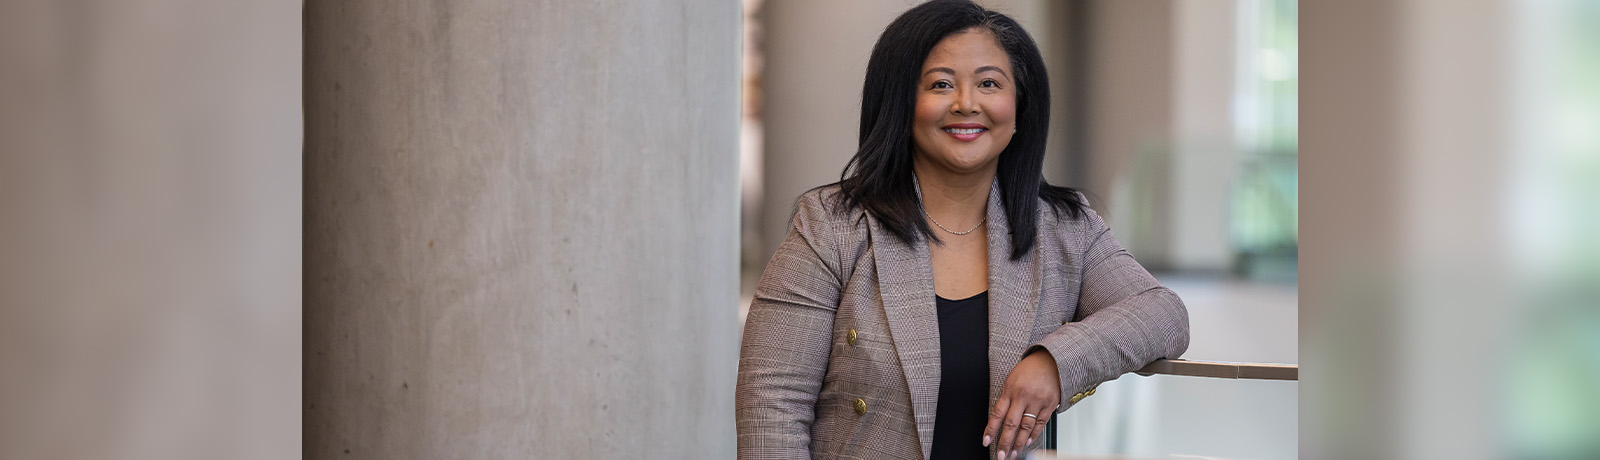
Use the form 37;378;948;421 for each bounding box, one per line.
303;1;740;458
1169;0;1238;271
1073;0;1238;271
1392;1;1510;458
756;0;910;261
1304;0;1515;457
0;2;300;459
1078;0;1178;266
1301;0;1403;458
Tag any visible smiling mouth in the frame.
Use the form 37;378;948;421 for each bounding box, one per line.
943;127;987;135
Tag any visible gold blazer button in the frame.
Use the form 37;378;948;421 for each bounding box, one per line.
847;329;858;346
854;398;868;415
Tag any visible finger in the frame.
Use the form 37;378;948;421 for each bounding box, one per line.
1010;409;1037;456
995;400;1027;458
1026;402;1057;446
1013;402;1050;456
1027;409;1054;446
983;396;1011;447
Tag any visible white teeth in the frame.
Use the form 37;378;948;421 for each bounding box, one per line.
944;128;984;135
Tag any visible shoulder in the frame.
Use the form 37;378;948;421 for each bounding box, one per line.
1035;191;1099;230
1034;191;1109;249
787;184;871;281
792;184;866;232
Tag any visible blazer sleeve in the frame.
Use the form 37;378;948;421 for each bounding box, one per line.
1031;204;1190;412
735;191;844;459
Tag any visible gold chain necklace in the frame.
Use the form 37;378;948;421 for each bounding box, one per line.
924;209;986;235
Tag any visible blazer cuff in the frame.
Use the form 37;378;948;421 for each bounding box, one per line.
1029;324;1124;413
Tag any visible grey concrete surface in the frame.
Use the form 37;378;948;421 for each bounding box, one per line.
303;1;741;458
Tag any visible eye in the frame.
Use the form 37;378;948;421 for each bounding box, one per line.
979;79;1000;88
930;80;953;90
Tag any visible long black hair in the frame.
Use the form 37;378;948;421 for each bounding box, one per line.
832;0;1085;260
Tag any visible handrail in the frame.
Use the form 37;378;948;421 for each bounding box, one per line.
1132;358;1299;381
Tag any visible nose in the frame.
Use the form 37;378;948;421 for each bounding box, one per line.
951;87;978;116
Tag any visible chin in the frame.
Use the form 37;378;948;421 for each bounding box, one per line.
951;153;998;169
942;156;998;174
916;144;1001;173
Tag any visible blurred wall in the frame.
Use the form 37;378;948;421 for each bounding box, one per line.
303;1;740;458
0;1;301;459
1080;0;1238;271
1304;0;1516;457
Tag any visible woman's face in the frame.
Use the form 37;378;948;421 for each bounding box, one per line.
911;28;1017;176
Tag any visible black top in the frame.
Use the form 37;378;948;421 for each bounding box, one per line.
930;291;991;460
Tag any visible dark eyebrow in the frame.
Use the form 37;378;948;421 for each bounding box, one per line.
975;65;1009;79
922;65;1010;79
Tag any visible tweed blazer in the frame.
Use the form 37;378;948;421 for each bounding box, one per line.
735;180;1190;460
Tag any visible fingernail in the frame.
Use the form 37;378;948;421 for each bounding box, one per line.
1028;437;1034;445
983;435;991;447
998;451;1006;460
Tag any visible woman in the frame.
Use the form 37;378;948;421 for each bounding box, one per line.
735;1;1190;459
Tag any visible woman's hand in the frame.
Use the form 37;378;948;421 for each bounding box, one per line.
983;348;1061;460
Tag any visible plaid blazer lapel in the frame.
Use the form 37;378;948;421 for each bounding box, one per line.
868;194;941;459
982;180;1044;412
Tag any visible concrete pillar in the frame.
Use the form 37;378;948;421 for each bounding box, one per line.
303;1;740;458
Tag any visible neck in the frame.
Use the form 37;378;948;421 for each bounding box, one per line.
913;161;994;230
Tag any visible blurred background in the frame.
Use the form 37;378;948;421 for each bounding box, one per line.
742;1;1299;458
0;0;1596;459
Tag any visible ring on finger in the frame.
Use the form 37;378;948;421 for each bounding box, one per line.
1022;413;1037;419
